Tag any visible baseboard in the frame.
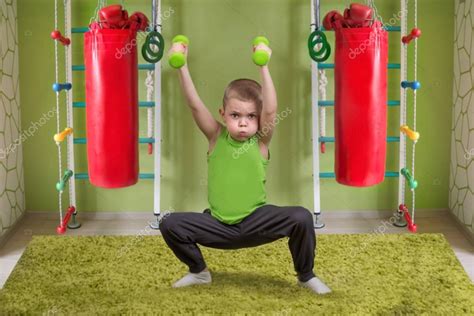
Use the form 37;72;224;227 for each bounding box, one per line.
25;211;158;221
447;210;474;246
0;211;27;249
317;208;449;219
26;208;448;221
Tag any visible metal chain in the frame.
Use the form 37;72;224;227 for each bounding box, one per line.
366;0;385;26
90;0;107;25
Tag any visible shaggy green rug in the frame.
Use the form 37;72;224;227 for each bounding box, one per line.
0;233;473;315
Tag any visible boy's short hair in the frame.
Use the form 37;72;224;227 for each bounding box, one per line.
223;79;262;113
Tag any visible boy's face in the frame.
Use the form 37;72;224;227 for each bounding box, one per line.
219;98;259;141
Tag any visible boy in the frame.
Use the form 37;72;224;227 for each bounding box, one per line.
159;40;331;295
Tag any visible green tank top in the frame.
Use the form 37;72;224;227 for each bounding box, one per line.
207;126;270;225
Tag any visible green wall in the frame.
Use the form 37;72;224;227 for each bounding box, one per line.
17;0;453;212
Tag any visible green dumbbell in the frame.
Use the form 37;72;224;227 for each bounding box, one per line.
56;169;74;193
400;168;418;190
252;36;271;66
169;35;189;69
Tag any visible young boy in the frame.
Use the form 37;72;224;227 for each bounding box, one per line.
159;40;331;295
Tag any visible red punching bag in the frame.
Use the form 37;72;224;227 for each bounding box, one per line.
334;24;388;187
84;28;139;188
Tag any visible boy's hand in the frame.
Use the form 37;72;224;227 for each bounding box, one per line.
253;43;272;59
168;35;189;69
168;42;188;59
252;36;271;66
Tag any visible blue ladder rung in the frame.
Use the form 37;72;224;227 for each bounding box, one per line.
75;173;155;180
72;64;155;71
384;26;401;32
318;100;400;107
319;26;401;32
318;63;400;69
73;101;155;108
320;171;399;178
71;27;89;33
319;136;400;143
318;100;334;107
74;138;155;144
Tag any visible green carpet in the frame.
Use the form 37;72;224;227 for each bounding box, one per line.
0;233;473;315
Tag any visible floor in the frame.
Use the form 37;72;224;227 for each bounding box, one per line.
0;210;473;288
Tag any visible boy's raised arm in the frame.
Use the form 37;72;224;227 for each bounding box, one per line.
258;52;278;146
170;42;220;142
177;66;221;141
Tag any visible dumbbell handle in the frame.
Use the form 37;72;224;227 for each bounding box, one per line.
402;28;421;44
51;30;71;46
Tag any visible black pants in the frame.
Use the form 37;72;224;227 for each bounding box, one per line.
159;204;316;282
